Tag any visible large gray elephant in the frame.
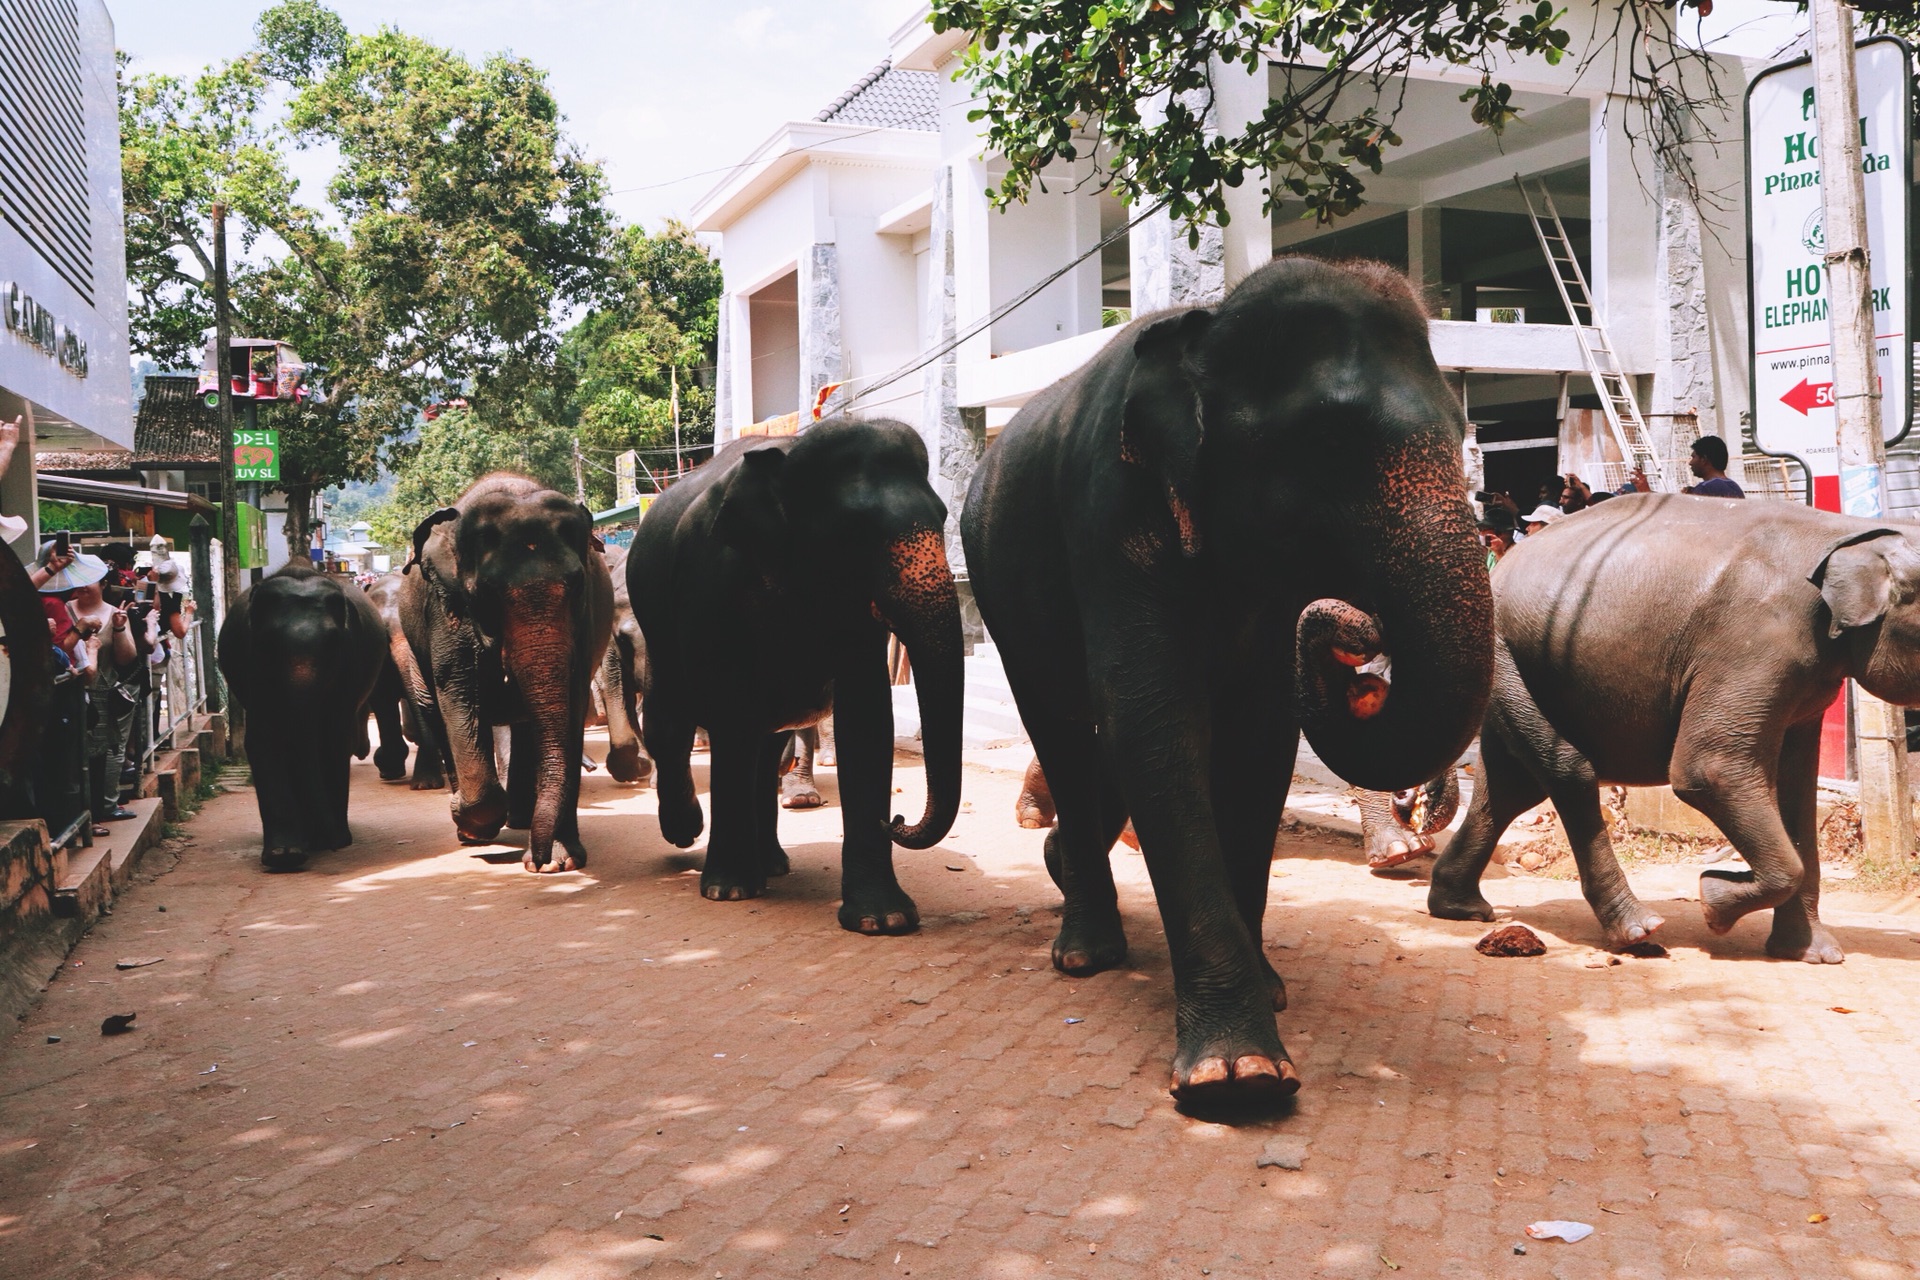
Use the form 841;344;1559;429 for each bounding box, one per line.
961;258;1494;1102
400;474;614;872
594;544;652;784
363;570;446;790
1430;494;1920;963
217;565;387;870
627;418;965;933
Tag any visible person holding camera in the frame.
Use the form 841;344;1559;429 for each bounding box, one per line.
38;542;142;825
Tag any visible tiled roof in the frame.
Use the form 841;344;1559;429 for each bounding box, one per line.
815;60;938;131
36;449;135;473
134;374;224;467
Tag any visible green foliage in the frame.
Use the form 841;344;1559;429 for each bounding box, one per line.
558;222;723;509
931;0;1607;236
117;1;614;530
365;408;576;549
37;501;109;533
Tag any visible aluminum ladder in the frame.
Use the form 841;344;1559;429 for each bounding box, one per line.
1515;176;1670;492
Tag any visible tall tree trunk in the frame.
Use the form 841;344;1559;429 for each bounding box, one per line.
284;481;311;566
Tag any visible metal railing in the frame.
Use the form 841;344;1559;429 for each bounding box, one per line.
140;625;210;772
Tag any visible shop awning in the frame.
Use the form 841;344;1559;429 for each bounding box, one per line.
36;474;215;514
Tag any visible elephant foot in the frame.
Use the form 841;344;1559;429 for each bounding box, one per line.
260;847;309;873
761;843;791;878
454;786;510;845
1699;867;1761;935
1427;884;1497;923
606;744;649;785
1170;1023;1299;1106
1766;919;1845;964
1051;908;1127;976
658;785;704;849
838;883;919;936
1257;951;1289;1012
701;861;766;902
780;772;824;810
1597;897;1665;950
524;840;586;874
1016;758;1056;829
409;768;446;792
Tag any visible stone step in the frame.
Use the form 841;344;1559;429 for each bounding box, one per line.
53;798;164;917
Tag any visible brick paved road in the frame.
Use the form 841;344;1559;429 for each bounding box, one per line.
6;743;1920;1278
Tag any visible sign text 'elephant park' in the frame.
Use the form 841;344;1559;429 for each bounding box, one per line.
1746;36;1913;491
233;428;280;482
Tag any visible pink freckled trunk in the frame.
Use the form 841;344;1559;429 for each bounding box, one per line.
504;586;577;868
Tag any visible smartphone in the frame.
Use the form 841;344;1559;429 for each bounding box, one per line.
53;529;69;556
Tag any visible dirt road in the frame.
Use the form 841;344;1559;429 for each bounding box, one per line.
4;743;1920;1278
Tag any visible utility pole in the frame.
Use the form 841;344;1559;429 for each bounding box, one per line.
244;396;262;584
1811;0;1909;862
211;201;244;747
572;439;588;505
670;365;682;478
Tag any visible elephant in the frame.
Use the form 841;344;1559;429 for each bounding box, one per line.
400;473;614;873
594;543;653;784
1429;494;1920;964
960;257;1494;1101
627;417;965;933
363;571;447;790
1355;773;1460;869
216;564;387;871
779;723;830;809
0;540;52;810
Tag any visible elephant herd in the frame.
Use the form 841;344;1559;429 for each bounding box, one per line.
217;257;1920;1105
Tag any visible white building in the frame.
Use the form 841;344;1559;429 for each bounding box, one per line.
698;5;1887;556
0;0;135;559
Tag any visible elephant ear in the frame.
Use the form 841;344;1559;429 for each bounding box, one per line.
1811;529;1903;638
1121;308;1213;557
405;507;460;577
715;447;791;575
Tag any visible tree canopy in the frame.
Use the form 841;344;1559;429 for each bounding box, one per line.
119;0;616;550
929;0;1717;237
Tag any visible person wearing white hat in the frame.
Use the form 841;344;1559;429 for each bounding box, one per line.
1521;504;1562;535
40;544;142;825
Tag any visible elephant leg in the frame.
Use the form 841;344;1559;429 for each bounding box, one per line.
1430;648;1549;922
1764;721;1842;963
816;715;836;767
370;671;410;782
1021;716;1127;974
644;691;702;849
1543;755;1663;950
548;692;592;872
248;716;307;872
392;636;446;791
780;726;824;809
322;710;356;851
1355;787;1432;867
507;721;538;831
1672;717;1804;938
1015;756;1056;828
602;639;646;783
700;730;765;901
835;626;918;935
1209;699;1294;1012
755;733;792;878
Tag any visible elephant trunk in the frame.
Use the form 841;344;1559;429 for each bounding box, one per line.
1295;434;1494;792
503;583;578;867
878;527;964;849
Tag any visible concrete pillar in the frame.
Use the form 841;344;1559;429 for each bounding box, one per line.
713;292;735;446
798;244;844;418
1211;56;1273;290
1407;205;1443;312
1131;212;1225;312
921;166;981;571
1652;150;1715;468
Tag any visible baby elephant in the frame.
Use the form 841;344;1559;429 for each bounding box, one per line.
218;565;387;870
1430;494;1920;963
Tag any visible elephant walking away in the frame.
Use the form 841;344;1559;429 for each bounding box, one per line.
628;418;965;934
595;544;653;785
400;474;614;873
363;571;447;790
962;258;1494;1101
217;565;387;870
1430;494;1920;963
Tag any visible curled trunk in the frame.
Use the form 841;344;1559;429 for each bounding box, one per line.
1295;435;1494;792
878;527;964;849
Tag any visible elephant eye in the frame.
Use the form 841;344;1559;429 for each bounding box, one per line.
526;542;537;551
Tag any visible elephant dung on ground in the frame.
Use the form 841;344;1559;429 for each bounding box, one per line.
961;257;1494;1103
594;543;652;785
399;474;614;873
363;570;447;790
217;564;388;871
1430;494;1920;964
627;417;965;934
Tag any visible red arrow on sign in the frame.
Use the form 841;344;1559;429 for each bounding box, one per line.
1780;378;1834;415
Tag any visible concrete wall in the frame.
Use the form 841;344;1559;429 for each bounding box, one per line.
983;175;1103;355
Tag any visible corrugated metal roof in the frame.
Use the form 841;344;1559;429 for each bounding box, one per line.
815;60;938;131
134;374;224;467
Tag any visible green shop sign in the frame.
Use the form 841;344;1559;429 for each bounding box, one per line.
234;428;280;482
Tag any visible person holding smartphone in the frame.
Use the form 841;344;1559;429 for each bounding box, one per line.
44;556;142;824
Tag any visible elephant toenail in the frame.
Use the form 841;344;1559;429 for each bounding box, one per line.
1186;1058;1229;1089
